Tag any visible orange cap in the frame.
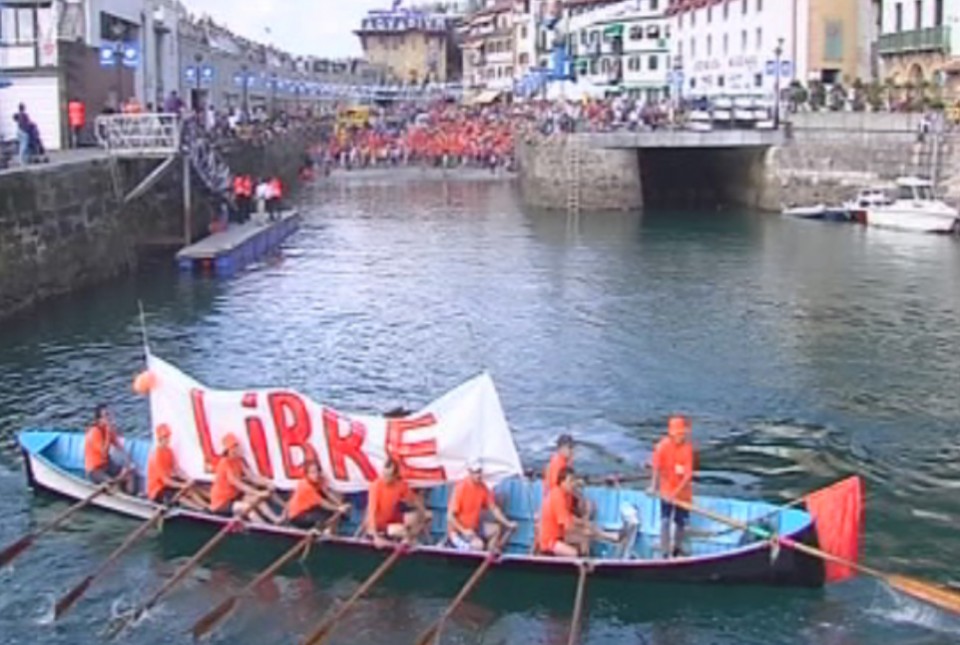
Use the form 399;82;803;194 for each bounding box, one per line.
155;424;172;440
222;432;240;451
668;415;690;438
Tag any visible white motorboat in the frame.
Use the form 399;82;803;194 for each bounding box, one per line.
864;177;960;234
844;188;892;225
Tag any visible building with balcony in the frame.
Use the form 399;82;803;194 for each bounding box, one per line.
667;0;870;100
568;0;670;101
355;7;460;85
878;0;958;95
461;1;516;93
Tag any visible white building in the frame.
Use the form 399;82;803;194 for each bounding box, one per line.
877;0;960;98
569;0;670;101
668;0;869;100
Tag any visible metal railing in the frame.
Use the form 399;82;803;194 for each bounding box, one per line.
95;113;181;157
877;26;951;55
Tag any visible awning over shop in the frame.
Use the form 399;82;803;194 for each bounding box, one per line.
468;89;502;105
602;24;624;37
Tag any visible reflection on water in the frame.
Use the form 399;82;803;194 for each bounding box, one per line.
1;175;960;644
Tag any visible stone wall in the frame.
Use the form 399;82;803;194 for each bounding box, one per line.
0;128;319;322
517;137;643;211
763;113;959;211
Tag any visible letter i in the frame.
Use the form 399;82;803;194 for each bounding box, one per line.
242;393;274;478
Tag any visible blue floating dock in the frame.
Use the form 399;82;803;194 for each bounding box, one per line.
176;210;301;275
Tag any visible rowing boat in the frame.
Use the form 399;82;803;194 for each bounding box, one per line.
18;429;830;588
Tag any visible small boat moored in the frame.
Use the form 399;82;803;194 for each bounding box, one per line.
863;177;960;234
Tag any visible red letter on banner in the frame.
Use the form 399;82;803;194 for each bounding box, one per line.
385;414;446;481
242;393;274;479
268;392;318;480
322;408;377;482
190;388;219;473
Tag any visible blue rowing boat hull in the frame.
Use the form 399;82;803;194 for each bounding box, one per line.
18;430;826;588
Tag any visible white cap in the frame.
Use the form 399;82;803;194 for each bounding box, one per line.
466;457;483;473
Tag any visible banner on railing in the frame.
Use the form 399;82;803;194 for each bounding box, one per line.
146;354;523;492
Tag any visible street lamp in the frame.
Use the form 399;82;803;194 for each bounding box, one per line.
193;53;203;112
270;72;278;117
241;64;250;123
109;23;126;109
774;37;784;130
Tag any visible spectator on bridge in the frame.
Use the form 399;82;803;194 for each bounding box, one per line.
163;90;183;116
67;97;86;148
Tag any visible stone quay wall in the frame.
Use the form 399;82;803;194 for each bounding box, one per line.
0;128;318;322
764;113;960;211
517;137;644;212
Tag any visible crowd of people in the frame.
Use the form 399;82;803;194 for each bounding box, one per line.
84;402;697;559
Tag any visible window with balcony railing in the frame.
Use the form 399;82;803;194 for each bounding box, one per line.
878;25;951;55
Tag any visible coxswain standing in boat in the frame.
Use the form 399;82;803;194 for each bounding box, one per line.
539;467;619;557
208;432;283;524
365;458;431;548
447;458;516;551
649;415;696;558
145;423;206;510
84;404;135;494
281;459;350;532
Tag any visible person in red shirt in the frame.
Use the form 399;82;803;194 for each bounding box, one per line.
145;424;206;509
543;434;574;496
365;458;431;548
539;467;618;557
282;459;350;531
650;415;697;558
208;432;282;524
447;458;516;551
83;404;135;494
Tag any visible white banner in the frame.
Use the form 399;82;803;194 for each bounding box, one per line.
147;355;523;493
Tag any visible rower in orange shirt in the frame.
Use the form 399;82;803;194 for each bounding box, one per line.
365;458;431;549
146;424;206;509
83;404;135;494
543;434;574;496
282;459;350;532
447;458;516;551
538;467;618;557
650;415;696;558
208;433;282;524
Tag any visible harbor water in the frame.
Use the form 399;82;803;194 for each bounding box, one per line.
1;170;959;644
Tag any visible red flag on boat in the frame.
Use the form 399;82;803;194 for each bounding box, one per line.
804;476;864;583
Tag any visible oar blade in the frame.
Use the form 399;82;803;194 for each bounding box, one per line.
191;596;238;641
888;574;960;616
54;575;94;620
413;622;442;645
0;535;32;568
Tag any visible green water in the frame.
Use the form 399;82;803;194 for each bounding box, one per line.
1;172;959;644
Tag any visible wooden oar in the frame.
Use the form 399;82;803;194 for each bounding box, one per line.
414;526;515;645
300;545;406;645
673;498;960;616
105;502;262;640
0;480;114;568
54;486;192;620
566;561;590;645
191;509;347;640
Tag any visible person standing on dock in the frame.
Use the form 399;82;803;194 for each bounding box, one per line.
365;458;431;548
67;97;85;149
84;404;135;494
282;459;350;531
209;433;283;524
146;424;206;510
447;458;516;551
650;415;696;558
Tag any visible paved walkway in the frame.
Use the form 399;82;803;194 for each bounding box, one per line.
0;148;109;177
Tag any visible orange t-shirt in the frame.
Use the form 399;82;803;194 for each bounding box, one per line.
210;456;244;511
448;478;493;532
543;452;569;496
84;423;113;473
539;486;574;553
367;476;416;532
651;437;695;503
146;445;176;501
287;477;327;520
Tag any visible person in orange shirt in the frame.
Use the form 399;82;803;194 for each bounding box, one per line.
539;467;618;557
208;432;282;524
650;415;696;558
447;458;516;551
145;424;205;510
543;434;574;496
281;459;350;531
365;458;431;548
84;404;135;494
